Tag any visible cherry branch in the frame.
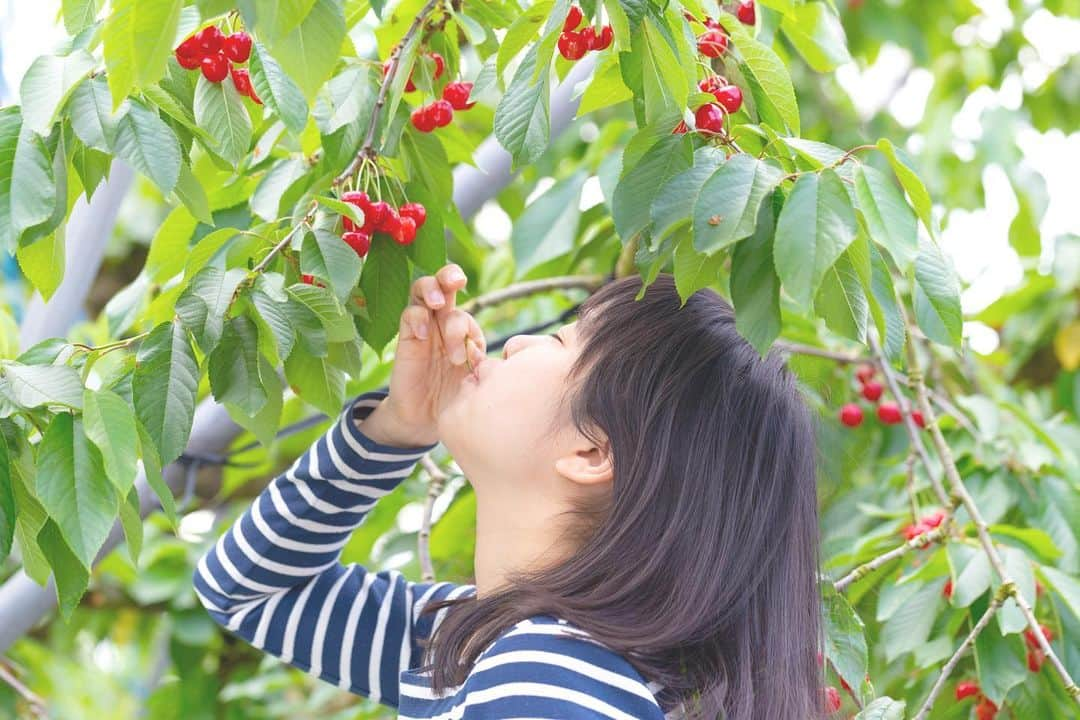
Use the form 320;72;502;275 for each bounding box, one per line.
906;336;1080;701
0;659;47;719
911;585;1009;720
459;274;608;315
248;203;318;278
833;526;946;593
418;455;451;582
333;0;442;187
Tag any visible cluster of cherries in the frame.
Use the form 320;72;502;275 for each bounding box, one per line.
954;680;999;719
557;6;613;60
672;13;747;135
899;508;947;542
1024;623;1054;673
174;27;261;104
838;363;926;429
388;52;476;132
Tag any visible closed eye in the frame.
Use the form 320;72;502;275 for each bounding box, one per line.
550;331;564;345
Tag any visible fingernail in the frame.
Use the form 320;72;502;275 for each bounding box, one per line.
451;346;465;364
416;322;429;339
427;290;444;306
449;269;466;282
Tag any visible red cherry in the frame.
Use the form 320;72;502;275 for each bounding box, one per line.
594;25;614;51
694;103;725;134
247;82;262;104
697;29;728;58
672;119;689;134
703;17;722;30
922;509;947;528
954;680;979;701
713;84;743;114
912;409;926;428
430;99;454;127
411;105;437;132
341;191;370;231
223;31;252;63
822;686;841;714
975;698;998;720
230;67;253;96
736;0;756;26
860;380;883;402
442;81;476;110
1024;624;1053;650
378;206;401;235
430;52;445;79
399;202;427;228
943;578;954;600
175;37;203;69
394;216;417;245
341;230;372;258
557;31;589;61
194;26;223;55
1026;648;1045;673
200;52;230;83
581;26;599;50
902;521;930;541
564;6;583;32
855;363;876;384
301;273;316;285
877;401;902;424
698;75;724;95
839;403;863;427
366;201;391;232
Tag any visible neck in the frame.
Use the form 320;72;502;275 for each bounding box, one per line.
472;486;570;599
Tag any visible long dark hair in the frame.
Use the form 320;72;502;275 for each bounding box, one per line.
417;272;824;719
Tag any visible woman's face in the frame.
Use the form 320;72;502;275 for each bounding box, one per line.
437;321;583;489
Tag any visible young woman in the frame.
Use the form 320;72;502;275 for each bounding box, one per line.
193;264;824;719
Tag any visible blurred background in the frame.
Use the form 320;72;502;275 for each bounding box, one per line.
0;0;1078;718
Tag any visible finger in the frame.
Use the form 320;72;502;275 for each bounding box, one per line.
442;310;473;365
466;317;486;366
409;275;447;310
399;304;432;342
433;264;468;314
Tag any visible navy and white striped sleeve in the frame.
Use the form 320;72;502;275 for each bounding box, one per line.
460;620;668;719
192;388;474;709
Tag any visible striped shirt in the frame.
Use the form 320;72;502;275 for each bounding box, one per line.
193;389;680;719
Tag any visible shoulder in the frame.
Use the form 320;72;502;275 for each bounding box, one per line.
460;614;667;719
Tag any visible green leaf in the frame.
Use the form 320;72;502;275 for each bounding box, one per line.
867;241;906;363
650;146;727;245
194;74;253;166
953;549;993;608
815;235;870;342
82;388;139;494
67;76;120;152
3;362;84;410
288;284;356;342
208;316;268;417
876;138;934;237
974;620;1026;706
252;277;299;361
0;434;14;559
854;698;906;720
854;164;918;272
881;581;942;661
36;412;117;569
284;349;345;417
996;545;1037;635
266;0;346;102
693;154;784;254
511;171;588;279
401;181;447;273
494;44;551;169
11;124;66;249
146;206;196;283
113;99;182;194
0;107;22;253
173;163;214;225
281;292;328;357
19;50;97;135
497;0;552;80
174;266;248;353
71;141;112;201
614;132;693;245
774;169;857;306
16;234;66;301
37;518;91;621
725;21;800;135
118;485;143;566
731;195;783;355
779;2;852;72
102;0;184;109
133;321;199;466
223;353;282;449
673;234;726;303
314;195;364;228
637;17;688;124
356;239;410;356
250;0;318;43
250;41;310;135
822;583;869;705
577;52;634;116
1039;565;1080;622
135;417;176;529
912;235;963;348
301;229;362;302
63;0;104;35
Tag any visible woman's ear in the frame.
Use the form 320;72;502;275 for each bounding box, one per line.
553;439;614;487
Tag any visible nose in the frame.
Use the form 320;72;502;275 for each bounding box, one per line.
501;334;535;359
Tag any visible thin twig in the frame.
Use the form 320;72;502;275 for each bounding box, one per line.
906;336;1080;702
418;455;451;583
775;341;865;364
904;450;919;520
248;203;318;277
0;659;48;718
459;275;607;315
869;331;952;508
911;585;1010;720
333;0;441;187
833;526;946;593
